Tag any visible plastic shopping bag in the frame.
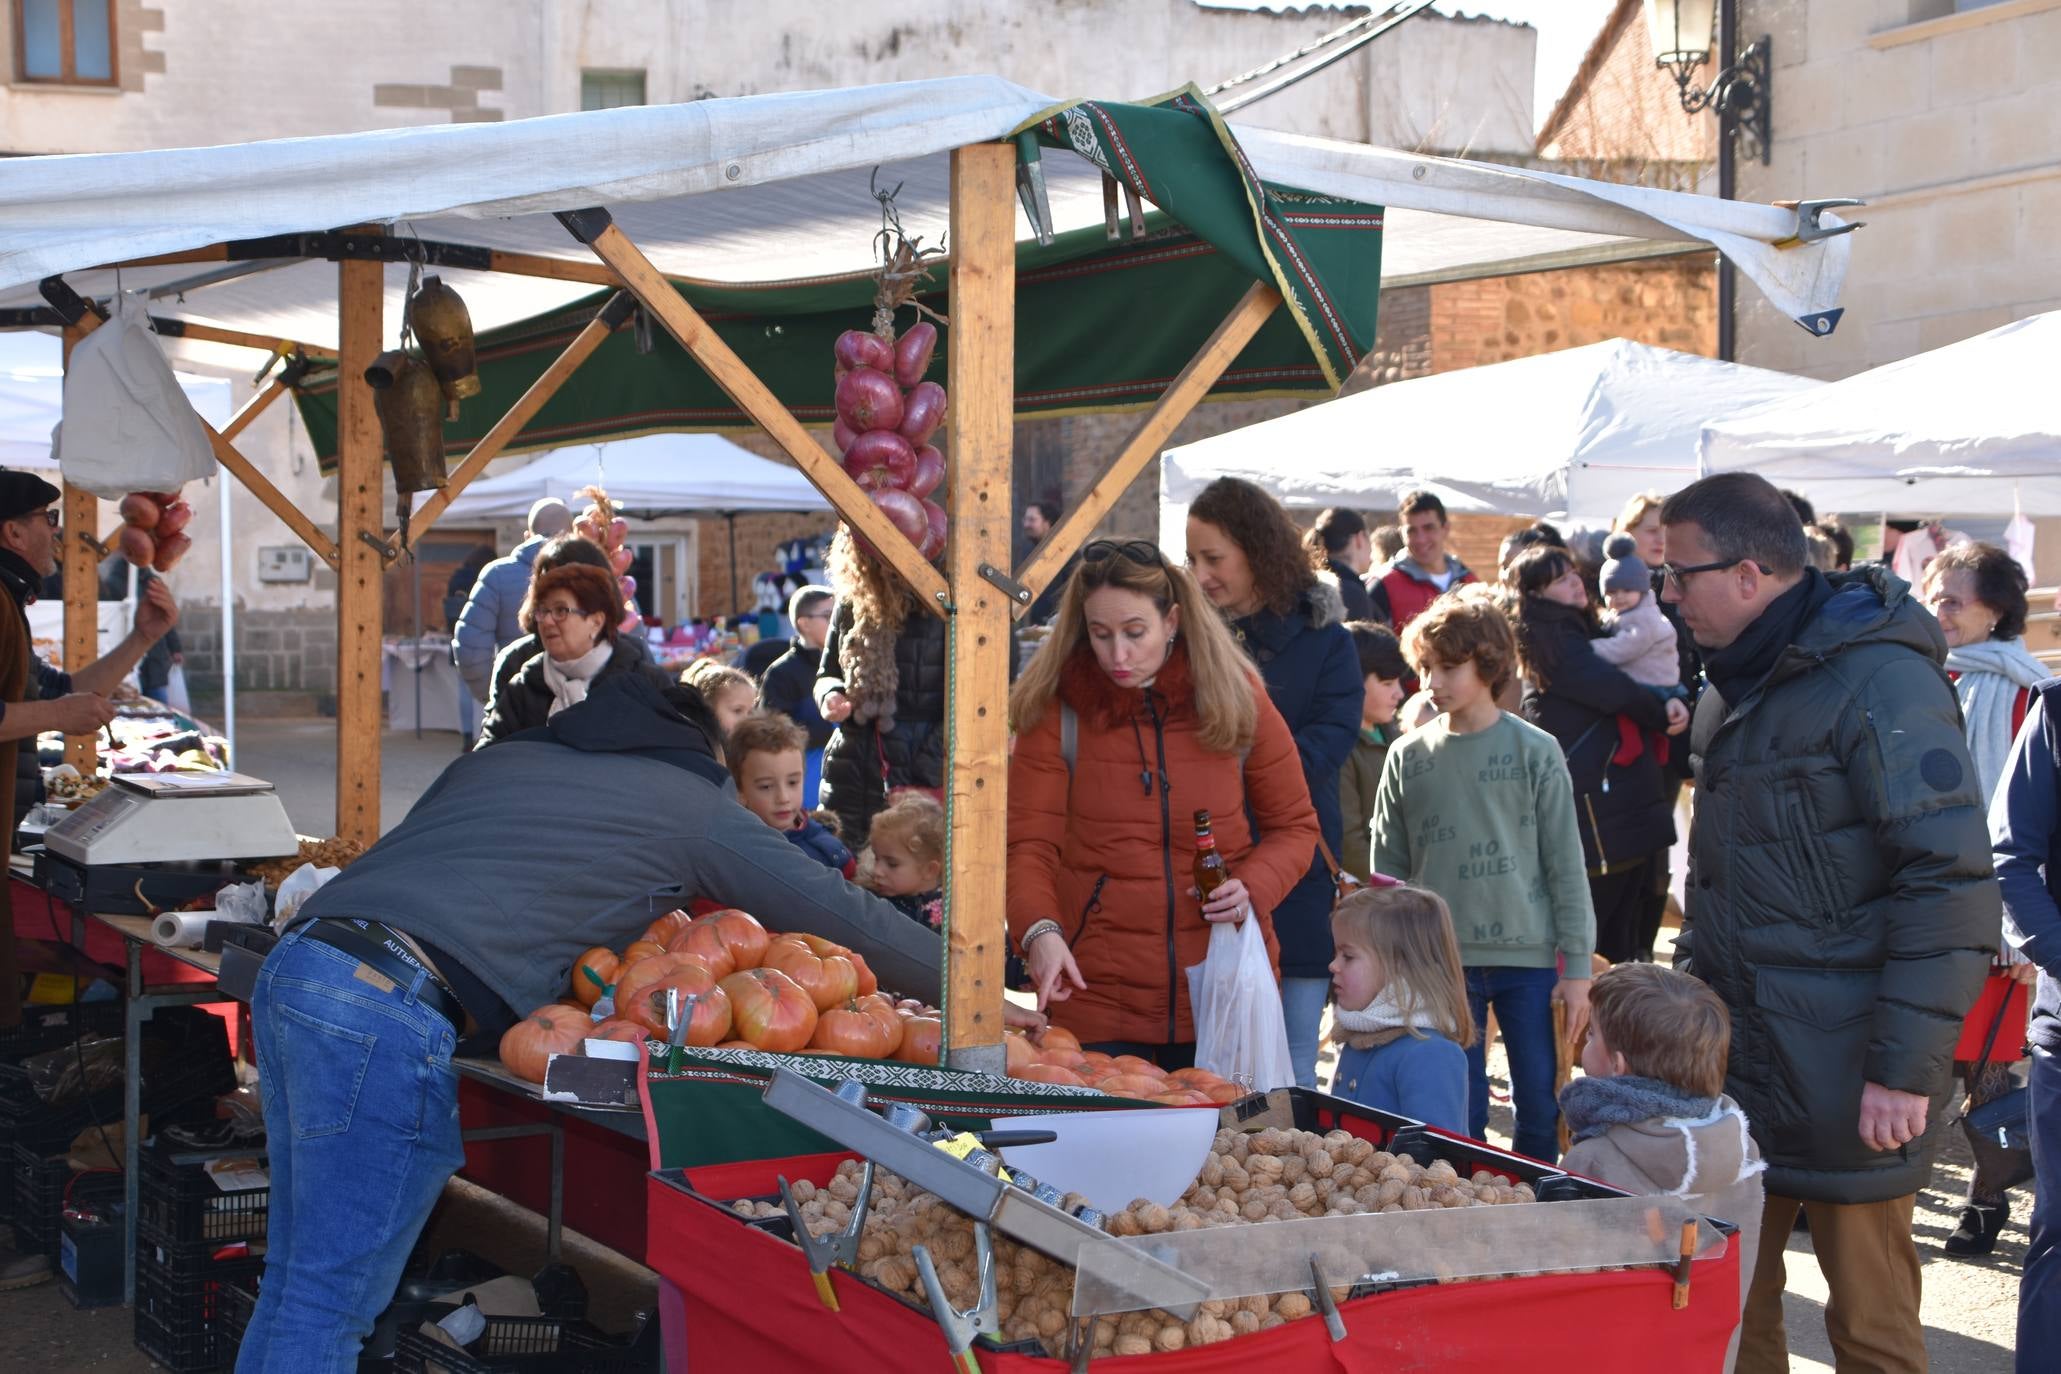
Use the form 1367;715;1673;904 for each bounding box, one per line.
271;864;340;929
162;663;192;714
57;291;215;499
1185;918;1295;1092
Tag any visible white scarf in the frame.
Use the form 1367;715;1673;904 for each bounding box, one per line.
1332;984;1442;1037
1945;637;2049;802
539;640;613;718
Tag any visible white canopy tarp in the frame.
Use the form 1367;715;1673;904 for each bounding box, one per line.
0;76;1852;352
422;433;831;523
1699;312;2061;516
1159;339;1819;542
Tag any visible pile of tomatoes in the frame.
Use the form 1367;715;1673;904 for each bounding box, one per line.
1004;1029;1244;1106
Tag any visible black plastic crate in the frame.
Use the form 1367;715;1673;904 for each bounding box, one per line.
139;1143;269;1245
133;1229;265;1374
216;1280;257;1368
392;1308;658;1374
8;1142;122;1261
0;1000;124;1065
0;1006;235;1155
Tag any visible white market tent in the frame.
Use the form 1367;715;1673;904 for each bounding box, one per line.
1159;338;1821;542
1699;312;2061;517
426;434;831;523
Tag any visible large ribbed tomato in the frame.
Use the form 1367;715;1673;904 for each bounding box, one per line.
763;937;859;1012
809;1001;901;1059
894;1015;943;1066
616;954;732;1044
499;1003;590;1082
618;939;666;974
719;968;819;1053
642;909;694;946
675;909;771;976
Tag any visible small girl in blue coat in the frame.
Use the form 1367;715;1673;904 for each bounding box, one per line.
1327;885;1473;1134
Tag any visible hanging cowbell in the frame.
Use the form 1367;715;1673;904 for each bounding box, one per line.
408;275;480;402
366;350;448;494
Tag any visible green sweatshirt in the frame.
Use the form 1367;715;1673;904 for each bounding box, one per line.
1370;712;1595;971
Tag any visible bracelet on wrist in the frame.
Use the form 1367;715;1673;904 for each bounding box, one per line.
1020;920;1061;954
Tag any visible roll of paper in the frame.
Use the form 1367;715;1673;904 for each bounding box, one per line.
151;911;213;949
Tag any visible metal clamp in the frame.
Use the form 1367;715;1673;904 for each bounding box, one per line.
1014;133;1055;248
779;1159;875;1312
977;562;1033;607
1780;197;1866;246
914;1220;999;1374
1308;1254;1347;1343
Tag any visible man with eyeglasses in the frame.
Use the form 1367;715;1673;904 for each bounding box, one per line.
759;584;836;807
0;471;180;1287
1657;471;1997;1374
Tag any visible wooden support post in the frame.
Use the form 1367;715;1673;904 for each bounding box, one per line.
59;326;98;773
1013;283;1281;612
400;294;629;550
572;217;951;615
334;241;384;847
941;143;1016;1073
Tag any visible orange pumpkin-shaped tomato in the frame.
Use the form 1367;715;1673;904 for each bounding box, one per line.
720;968;820;1053
894;1015;943;1066
619;939;666;972
762;939;859;1012
810;1002;900;1059
668;921;739;980
590;1018;652;1046
1004;1032;1041;1074
778;936;879;998
716;1039;756;1050
642;909;694;946
1150;1090;1215;1106
1099;1074;1169;1099
847;951;878;998
1013;1062;1086;1087
1166;1067;1226;1090
1038;1026;1083;1055
616;954;733;1044
774;932;848;958
1204;1082;1249;1104
499;1003;590;1082
1041;1049;1088;1071
686;910;772;974
853;994;905;1055
1109;1055;1166;1080
570;947;620;1007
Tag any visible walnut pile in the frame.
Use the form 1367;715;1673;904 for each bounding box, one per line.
782;1126;1534;1358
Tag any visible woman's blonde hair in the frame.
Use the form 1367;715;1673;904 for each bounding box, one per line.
1330;885;1475;1048
1614;490;1666;536
681;658;753;702
825;525;915;721
1008;544;1260;754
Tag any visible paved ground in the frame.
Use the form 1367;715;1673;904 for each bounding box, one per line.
230;719;467;837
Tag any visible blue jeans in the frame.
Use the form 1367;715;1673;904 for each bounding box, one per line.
1280;976;1331;1091
1463;966;1560;1164
2023;1044;2061;1370
236;926;466;1373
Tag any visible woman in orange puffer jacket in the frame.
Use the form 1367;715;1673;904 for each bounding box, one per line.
1006;540;1321;1067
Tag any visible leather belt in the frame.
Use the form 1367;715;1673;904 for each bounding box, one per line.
296;918;466;1033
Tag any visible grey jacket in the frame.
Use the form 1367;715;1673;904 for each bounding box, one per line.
452;536;544;701
294;675;943;1017
1681;566;1999;1204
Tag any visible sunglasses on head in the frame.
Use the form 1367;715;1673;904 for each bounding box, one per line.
1082;539;1165;568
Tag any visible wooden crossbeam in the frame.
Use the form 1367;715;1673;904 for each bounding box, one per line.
153;318;337;360
940;144;1016;1071
210;389;339;571
486;249;621;288
400;293;631;552
570;215;951;616
1012;283;1282;614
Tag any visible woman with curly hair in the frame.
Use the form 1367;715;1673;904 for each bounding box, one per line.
1007;540;1319;1066
1920;540;2043;1255
814;527;1015;849
1186;478;1361;1088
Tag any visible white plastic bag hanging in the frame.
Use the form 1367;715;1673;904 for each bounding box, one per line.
57;291;215;499
271;864;340;930
1185;918;1295;1092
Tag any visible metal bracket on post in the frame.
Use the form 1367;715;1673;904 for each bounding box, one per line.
1013;133;1055;247
555;207;617;245
356;529;398;566
976;562;1032;610
595;290;638;331
38;276;100;326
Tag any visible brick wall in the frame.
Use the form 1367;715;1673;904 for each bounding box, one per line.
1535;0;1716;177
179;605;340;696
1427;256;1718;371
694;511;838;619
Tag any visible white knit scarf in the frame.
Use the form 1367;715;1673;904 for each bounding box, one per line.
1332;985;1442;1037
540;640;613;718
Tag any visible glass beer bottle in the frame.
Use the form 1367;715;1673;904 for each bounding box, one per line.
1194;810;1229;900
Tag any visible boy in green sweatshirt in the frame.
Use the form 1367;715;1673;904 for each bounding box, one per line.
1371;588;1595;1162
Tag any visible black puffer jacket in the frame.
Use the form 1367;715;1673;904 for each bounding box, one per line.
1680;566;1999;1204
1515;596;1675;872
815;604;950;849
474;638;673;750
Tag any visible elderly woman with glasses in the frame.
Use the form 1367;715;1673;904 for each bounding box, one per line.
475;562;671;749
1005;540;1321;1071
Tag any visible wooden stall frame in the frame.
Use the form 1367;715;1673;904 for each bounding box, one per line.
25;142;1285;1053
58;326;97;772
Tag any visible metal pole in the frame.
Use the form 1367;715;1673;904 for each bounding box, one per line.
1717;0;1738;362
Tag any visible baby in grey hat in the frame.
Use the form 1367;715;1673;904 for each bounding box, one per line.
1592;533;1680;693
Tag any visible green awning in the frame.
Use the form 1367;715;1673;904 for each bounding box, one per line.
296;88;1381;468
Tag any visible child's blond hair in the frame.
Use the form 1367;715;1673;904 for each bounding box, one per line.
864;793;945;882
681;658;753;702
1330;885;1475;1048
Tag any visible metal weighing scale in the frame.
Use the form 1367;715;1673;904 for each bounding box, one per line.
35;772;300;915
